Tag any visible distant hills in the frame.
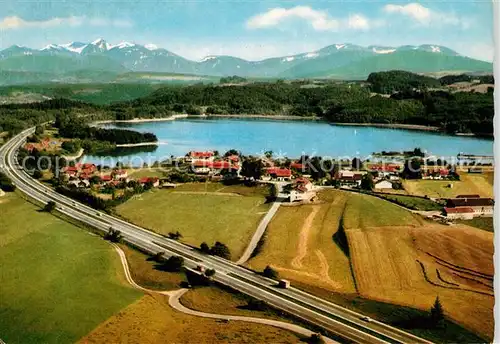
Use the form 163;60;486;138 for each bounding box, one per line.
0;39;493;84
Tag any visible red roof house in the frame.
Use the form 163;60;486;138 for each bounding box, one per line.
64;166;78;173
211;161;232;169
189;151;214;159
267;167;292;178
101;175;112;182
290;162;305;170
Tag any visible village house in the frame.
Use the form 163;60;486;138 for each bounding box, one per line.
76;163;97;173
100;175;113;183
333;170;364;188
290;162;305;171
226;155;240;163
445;197;494;217
285;177;317;203
68;179;90;188
185;151;215;163
190;160;240;175
138;177;160;188
367;164;400;180
422;168;450;180
112;169;128;180
264;167;292;181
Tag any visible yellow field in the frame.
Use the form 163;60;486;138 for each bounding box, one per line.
248;189;494;340
342;193;494;339
248;190;357;294
403;172;493;198
79;294;302;344
116;184;271;260
80;244;303;344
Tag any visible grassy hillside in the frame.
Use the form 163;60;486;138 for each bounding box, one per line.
320;51;493;80
342;192;494;340
248;189;493;342
0;193;141;344
248;190;357;294
0;55;127;74
116;183;271;260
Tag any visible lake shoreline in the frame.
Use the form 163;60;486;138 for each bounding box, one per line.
116;142;161;147
93;114;491;138
94;114;189;125
329;122;441;132
62;148;84;161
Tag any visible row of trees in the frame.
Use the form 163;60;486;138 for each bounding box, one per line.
368;70;494;93
1;74;493;136
0;172;16;192
55;113;157;145
200;241;232;260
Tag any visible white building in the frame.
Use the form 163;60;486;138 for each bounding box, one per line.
374;180;393;190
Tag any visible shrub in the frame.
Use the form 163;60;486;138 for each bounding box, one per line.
263;265;279;279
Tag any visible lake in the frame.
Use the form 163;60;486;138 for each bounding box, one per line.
85;118;493;165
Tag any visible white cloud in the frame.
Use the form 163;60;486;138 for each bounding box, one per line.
0;16;133;30
246;6;378;32
383;3;469;28
347;14;370;30
246;6;339;31
384;3;431;23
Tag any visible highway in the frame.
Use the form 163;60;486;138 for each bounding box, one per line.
0;128;433;344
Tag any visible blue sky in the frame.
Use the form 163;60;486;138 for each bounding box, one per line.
0;0;494;61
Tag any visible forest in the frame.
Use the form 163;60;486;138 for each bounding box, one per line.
0;71;494;137
55;113;157;144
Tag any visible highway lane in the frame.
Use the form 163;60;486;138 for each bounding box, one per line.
0;128;433;344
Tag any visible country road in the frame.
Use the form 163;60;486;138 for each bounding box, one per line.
0;127;434;344
236;201;281;265
111;243;338;343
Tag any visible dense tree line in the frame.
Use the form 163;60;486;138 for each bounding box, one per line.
55;113;157;144
325;90;493;135
368;71;494;93
0;73;494;137
367;71;441;94
220;75;247;84
439;74;494;85
0;171;16;192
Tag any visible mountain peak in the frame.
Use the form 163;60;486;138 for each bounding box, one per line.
90;38;111;51
91;38;105;45
145;44;159;51
200;55;218;62
111;42;136;49
61;42;88;54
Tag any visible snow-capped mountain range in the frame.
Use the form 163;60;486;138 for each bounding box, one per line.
0;38;492;82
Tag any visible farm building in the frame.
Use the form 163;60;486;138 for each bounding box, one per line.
456;194;480;199
446;197;494;217
444;207;475;220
